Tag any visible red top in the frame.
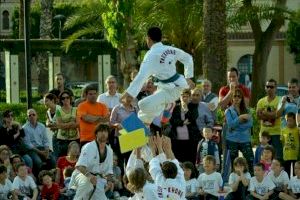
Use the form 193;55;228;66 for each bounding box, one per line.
41;182;60;200
57;156;76;187
219;84;251;105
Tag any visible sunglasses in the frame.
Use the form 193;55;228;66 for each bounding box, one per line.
28;114;36;117
265;85;275;89
61;96;70;100
233;95;241;98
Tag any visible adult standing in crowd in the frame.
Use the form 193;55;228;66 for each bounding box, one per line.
219;67;250;110
97;75;121;112
110;94;137;161
277;78;300;127
43;93;60;157
170;89;199;163
136;78;157;101
49;72;74;100
256;79;282;159
0;110;32;168
77;84;109;147
190;88;214;135
56;91;79;157
202;79;219;113
23;109;56;173
225;88;254;174
70;124;113;200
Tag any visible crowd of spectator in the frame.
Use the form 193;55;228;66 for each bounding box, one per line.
0;67;299;200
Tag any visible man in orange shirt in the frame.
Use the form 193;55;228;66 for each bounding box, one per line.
77;84;109;147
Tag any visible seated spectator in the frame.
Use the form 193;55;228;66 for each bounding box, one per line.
248;163;276;200
0;146;12;178
10;154;34;181
196;127;220;173
267;159;289;196
260;145;275;174
254;131;271;165
23;109;56;174
39;170;60;200
182;161;199;199
60;166;76;200
0;110;32;168
56;141;79;187
226;157;251;200
112;154;123;196
279;161;300;200
0;165;16;200
12;163;38;200
197;155;223;200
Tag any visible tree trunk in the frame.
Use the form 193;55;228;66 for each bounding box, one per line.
119;43;137;88
202;0;227;93
19;0;24;38
251;33;278;106
35;0;53;95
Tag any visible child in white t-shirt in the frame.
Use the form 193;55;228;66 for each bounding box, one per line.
182;161;199;199
12;163;38;200
0;165;16;200
225;157;251;200
248;163;276;200
267;159;289;196
197;155;223;200
279;161;300;200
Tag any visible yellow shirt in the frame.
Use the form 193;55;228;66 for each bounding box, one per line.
256;96;281;135
281;127;299;161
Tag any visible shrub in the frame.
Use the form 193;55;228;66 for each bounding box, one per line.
0;103;47;125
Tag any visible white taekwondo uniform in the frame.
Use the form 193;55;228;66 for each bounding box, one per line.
70;141;113;200
149;153;186;200
126;42;194;124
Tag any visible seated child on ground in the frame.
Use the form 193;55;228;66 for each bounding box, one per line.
197;155;223;200
248;163;276;200
260;145;275;174
0;165;17;200
279;161;300;200
225;157;251;200
12;163;38;200
39;170;60;200
182;161;199;199
267;159;289;195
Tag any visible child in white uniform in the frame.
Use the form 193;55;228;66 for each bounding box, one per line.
149;134;186;199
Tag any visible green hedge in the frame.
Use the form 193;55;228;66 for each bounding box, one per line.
0;90;42;103
0;103;47;125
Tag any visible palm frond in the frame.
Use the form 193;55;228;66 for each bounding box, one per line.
62;24;103;52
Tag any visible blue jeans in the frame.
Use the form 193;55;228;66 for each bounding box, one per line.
22;154;33;169
28;148;56;172
270;135;283;160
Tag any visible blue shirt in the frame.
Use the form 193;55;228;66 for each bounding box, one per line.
225;106;253;143
23;122;49;149
278;96;300;127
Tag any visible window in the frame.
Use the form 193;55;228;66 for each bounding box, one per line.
2;10;9;30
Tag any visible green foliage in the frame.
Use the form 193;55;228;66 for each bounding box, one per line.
0;103;47;125
287;9;300;64
0;90;41;104
227;0;291;30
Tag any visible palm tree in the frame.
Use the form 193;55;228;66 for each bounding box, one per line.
202;0;227;92
36;0;54;94
134;0;204;77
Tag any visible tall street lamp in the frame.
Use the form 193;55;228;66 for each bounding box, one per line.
53;14;65;39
